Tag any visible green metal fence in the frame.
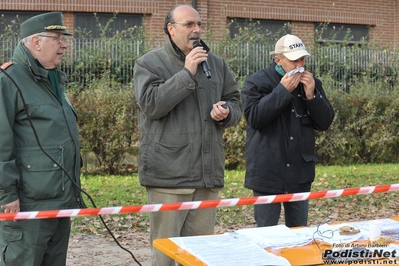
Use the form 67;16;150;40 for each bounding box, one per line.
1;38;398;90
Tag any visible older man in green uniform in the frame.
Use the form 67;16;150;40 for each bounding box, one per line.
0;12;85;265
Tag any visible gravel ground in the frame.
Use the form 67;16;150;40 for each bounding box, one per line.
67;232;151;266
66;225;234;266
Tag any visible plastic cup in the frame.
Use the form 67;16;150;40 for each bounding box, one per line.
369;220;383;241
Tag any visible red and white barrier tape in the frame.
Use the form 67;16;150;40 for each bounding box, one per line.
1;183;398;221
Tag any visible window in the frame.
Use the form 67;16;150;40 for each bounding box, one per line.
229;18;291;39
74;12;143;38
315;23;369;45
0;11;42;36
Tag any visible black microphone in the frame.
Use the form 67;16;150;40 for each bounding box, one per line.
193;40;211;79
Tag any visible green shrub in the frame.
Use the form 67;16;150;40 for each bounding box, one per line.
316;76;399;165
72;73;138;174
223;116;247;170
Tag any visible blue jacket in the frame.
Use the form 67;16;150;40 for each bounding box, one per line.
242;62;335;194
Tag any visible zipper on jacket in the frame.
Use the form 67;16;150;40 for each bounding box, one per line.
59;145;65;191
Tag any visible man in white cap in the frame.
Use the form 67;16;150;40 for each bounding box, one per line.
241;34;335;227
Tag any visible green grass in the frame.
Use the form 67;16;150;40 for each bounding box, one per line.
308;164;399;226
71;164;399;234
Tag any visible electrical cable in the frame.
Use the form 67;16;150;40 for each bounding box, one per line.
0;65;142;266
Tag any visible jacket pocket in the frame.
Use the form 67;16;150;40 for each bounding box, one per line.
20;151;64;200
144;142;192;178
0;224;25;264
299;154;318;184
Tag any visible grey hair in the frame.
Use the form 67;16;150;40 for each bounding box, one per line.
19;32;46;45
164;4;193;36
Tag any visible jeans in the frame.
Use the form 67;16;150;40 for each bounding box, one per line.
253;191;308;227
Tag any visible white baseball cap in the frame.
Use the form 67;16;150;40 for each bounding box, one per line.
272;34;311;61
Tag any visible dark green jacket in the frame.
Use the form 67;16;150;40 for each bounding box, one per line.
133;37;242;188
0;44;85;211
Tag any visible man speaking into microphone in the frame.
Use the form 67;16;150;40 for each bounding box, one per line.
133;4;242;266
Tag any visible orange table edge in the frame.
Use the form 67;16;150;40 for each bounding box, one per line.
153;238;207;265
153;217;399;266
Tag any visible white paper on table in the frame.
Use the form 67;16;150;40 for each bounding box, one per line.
234;225;313;248
170;233;291;266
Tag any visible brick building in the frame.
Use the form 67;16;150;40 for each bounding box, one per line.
0;0;398;47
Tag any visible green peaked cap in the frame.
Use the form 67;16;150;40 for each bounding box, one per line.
20;12;72;38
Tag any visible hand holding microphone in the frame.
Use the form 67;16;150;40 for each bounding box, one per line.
193;40;211;79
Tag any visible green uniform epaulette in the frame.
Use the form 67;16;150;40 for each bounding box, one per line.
0;62;13;70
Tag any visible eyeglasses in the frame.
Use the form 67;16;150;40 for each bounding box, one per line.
170;21;206;29
38;35;71;44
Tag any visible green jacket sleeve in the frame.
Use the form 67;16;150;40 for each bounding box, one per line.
0;73;20;206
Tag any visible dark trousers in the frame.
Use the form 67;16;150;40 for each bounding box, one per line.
253;191;308;227
0;218;71;266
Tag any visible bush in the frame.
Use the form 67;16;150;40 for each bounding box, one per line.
71;73;138;174
316;76;399;165
223;116;247;170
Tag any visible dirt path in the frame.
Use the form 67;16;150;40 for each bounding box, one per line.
67;232;151;266
66;225;233;266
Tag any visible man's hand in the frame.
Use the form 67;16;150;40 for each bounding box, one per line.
1;199;20;213
299;71;316;99
211;101;229;121
281;71;302;92
185;46;208;76
281;70;315;99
